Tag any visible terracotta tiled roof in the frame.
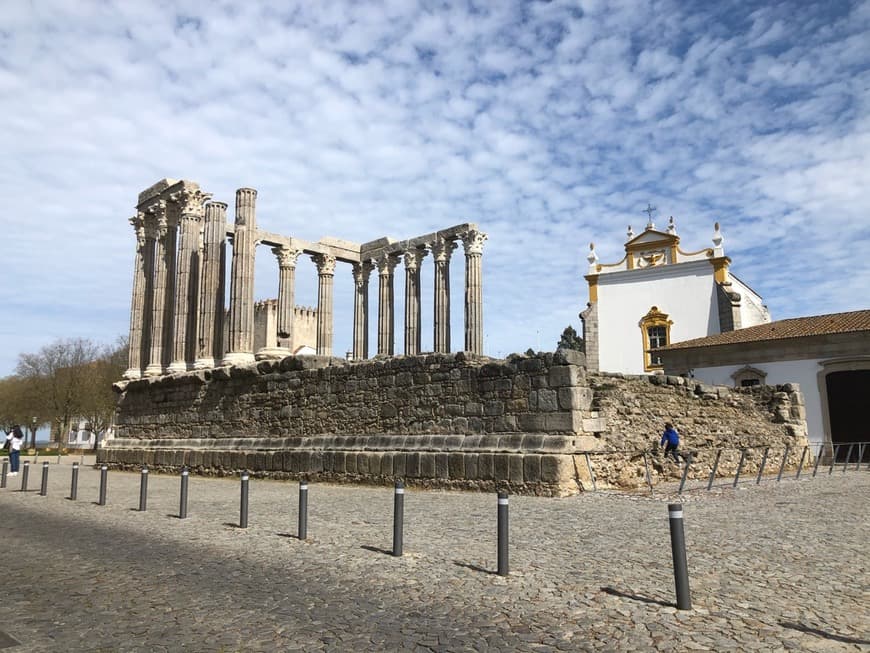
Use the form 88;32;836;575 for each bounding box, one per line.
659;309;870;350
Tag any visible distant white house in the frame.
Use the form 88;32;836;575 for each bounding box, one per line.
68;419;114;449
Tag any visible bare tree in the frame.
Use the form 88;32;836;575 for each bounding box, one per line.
16;338;102;449
0;375;43;447
77;338;128;446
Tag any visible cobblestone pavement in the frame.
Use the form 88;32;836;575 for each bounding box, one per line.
0;463;867;652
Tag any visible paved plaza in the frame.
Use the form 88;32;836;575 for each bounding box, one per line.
0;461;867;652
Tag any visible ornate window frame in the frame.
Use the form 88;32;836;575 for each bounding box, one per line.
731;365;767;388
640;306;672;372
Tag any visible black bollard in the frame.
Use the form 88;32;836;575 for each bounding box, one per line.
1;459;7;488
755;447;769;484
21;461;30;492
795;446;808;479
179;466;189;519
828;445;838;475
812;443;824;478
298;479;308;540
584;453;597;492
240;471;249;528
138;465;149;512
642;452;653;494
98;464;108;506
707;450;722;491
733;450;746;488
776;445;790;482
392;480;404;556
70;462;79;500
39;461;49;496
677;455;692;494
668;504;692;610
843;444;853;473
497;491;509;576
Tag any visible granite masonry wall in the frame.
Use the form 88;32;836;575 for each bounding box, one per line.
101;351;809;495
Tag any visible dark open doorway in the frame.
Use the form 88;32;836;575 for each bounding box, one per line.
825;370;870;463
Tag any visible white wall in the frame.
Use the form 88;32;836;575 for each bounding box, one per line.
730;274;770;327
597;261;719;374
690;359;824;446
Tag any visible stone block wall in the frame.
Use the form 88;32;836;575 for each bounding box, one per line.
101;352;809;495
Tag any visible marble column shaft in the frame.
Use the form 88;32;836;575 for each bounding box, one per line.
376;254;398;355
275;247;301;348
352;261;373;360
224;188;258;365
195;201;227;369
145;201;171;377
169;189;206;373
432;238;457;353
124;213;147;379
404;249;427;355
462;230;487;354
313;254;336;356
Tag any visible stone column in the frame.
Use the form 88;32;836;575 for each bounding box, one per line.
403;248;427;355
168;187;207;373
313;253;336;356
376;253;398;355
124;213;148;380
222;188;258;367
144;200;171;377
256;246;301;360
431;238;457;353
462;230;487;354
352;261;373;360
194;201;227;369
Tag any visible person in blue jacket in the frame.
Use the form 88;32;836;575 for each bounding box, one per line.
660;422;682;463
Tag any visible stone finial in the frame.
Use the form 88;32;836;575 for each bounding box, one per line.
431;238;458;262
627;225;634;240
404;248;428;270
667;216;676;235
352;260;374;287
312;253;336;276
712;221;724;255
273;246;301;269
461;230;487;256
587;242;599;273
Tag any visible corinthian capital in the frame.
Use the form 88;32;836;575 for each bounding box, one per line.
273;246;302;269
172;187;211;222
431;238;458;263
461;230;487;256
352;260;374;288
376;253;399;276
130;213;146;250
403;248;428;271
145;199;169;238
312;253;337;276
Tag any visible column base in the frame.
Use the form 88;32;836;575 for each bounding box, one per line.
143;364;164;377
221;352;256;367
123;367;142;380
167;361;189;374
192;357;215;370
255;347;291;361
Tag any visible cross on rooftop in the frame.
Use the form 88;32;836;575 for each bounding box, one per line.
643;203;657;228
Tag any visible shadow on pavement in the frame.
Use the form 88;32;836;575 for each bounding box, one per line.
601;586;673;608
779;621;870;645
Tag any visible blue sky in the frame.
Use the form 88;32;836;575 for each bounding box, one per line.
1;0;868;377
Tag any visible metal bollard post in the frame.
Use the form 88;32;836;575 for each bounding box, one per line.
584;453;597;492
642;452;653;494
39;461;49;496
70;462;79;500
858;444;865;471
667;503;692;610
21;461;30;492
755;447;769;484
812;443;824;478
795;446;808;479
828;445;838;475
392;480;404;557
98;464;108;505
138;465;149;511
707;449;722;491
497;491;509;576
776;445;790;482
677;455;692;494
733;450;746;488
239;471;249;528
179;467;189;519
843;444;853;473
1;459;7;488
298;479;308;540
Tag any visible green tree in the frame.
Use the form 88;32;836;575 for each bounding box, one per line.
557;325;584;352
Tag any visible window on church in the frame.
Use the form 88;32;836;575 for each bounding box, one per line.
640;306;672;372
731;366;767;388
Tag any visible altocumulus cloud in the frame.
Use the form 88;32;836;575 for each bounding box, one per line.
1;0;868;375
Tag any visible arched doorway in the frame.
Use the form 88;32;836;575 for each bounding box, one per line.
820;363;870;463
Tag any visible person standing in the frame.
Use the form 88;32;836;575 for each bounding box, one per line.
660;422;682;463
6;425;24;476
